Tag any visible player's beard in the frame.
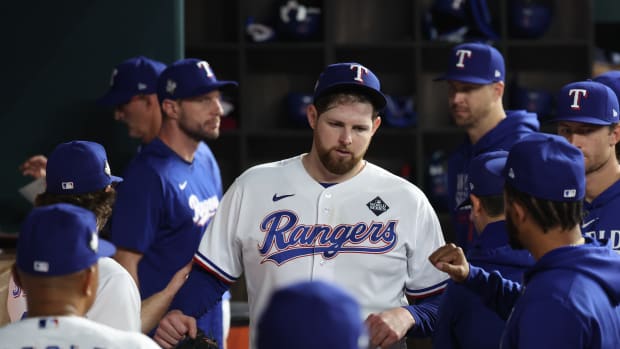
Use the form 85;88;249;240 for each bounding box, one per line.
317;143;364;175
178;111;220;142
505;210;525;250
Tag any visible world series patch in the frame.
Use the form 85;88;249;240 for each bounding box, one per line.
367;196;389;216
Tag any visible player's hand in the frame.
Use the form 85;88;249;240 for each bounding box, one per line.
428;243;470;283
153;310;197;349
365;307;414;348
19;155;48;179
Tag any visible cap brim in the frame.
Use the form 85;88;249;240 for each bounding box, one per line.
457;197;472;209
314;83;387;109
97;90;134;107
98;238;116;258
550;116;614;126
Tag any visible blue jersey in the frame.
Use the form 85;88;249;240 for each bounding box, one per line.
110;138;224;342
447;110;539;251
464;238;620;349
433;221;533;349
582;179;620;251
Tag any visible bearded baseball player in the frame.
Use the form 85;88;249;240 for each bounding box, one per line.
154;62;449;349
549;79;620;251
436;42;539;252
1;203;158;348
110;58;237;344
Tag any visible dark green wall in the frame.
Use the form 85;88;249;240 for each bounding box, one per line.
1;1;184;231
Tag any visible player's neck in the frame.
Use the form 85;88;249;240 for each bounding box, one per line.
468;108;506;145
585;156;620;202
26;299;85;318
159;123;200;162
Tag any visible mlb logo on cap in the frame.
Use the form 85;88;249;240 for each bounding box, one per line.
16;203;116;276
493;133;585;202
435;42;505;84
552;80;620;125
157;58;238;101
313;62;387;109
46;141;123;195
97;56;166;106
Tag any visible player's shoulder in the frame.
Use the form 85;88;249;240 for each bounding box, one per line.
235;154;303;184
97;256;136;284
364;162;424;191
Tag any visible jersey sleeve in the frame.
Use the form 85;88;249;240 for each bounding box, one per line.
193;179;244;283
109;162;163;253
465;265;523;320
405;192;449;298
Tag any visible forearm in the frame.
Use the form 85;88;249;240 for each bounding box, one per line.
170;264;230;318
404;292;443;337
141;287;176;333
464;264;523;320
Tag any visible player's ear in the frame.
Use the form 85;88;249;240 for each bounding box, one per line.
609;124;620;146
162;99;180;120
82;265;98;297
372;115;381;134
470;194;482;217
493;81;505;99
307;104;318;129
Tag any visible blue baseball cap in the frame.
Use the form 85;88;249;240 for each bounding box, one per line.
594;71;620;100
459;150;508;208
17;203;116;276
46;141;123;195
435;42;505;84
97;56;166;106
491;133;585;202
157;58;238;101
257;280;366;349
551;80;619;125
313;62;387;109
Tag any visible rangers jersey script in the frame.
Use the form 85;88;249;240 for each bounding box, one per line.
0;316;158;348
194;155;449;346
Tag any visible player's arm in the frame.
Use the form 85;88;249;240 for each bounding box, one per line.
140;262;192;333
429;243;523;320
154;263;230;348
114;248;143;287
19;155;47;179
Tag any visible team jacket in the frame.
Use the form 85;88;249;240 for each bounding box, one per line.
447;110;539;251
463;238;620;349
582;179;620;251
172;155;449;349
433;221;534;349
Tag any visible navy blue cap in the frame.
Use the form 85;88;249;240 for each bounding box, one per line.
157;58;238;101
257;280;366;349
98;56;166;106
46;141;123;195
593;70;620;100
435;42;505;84
551;80;619;125
17;203;116;276
313;62;387;109
491;133;585;202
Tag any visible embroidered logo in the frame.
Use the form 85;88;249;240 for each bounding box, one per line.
366;196;389;216
258;211;398;265
272;193;295;202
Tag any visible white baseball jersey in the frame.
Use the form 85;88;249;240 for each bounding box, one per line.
0;315;158;348
6;257;141;331
194;155;449;348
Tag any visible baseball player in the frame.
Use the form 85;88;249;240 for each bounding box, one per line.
550;77;620;252
18;56;166;179
154;62;449;349
0;203;159;348
7;140;141;331
435;42;539;252
433;151;534;349
110;58;237;345
257;280;366;349
430;133;620;348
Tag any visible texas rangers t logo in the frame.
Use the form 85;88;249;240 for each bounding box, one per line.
350;64;369;83
197;60;215;78
569;89;588;110
455;49;472;68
